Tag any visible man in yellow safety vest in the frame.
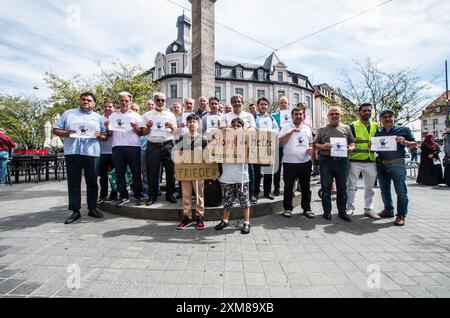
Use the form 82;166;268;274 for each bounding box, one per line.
347;103;380;219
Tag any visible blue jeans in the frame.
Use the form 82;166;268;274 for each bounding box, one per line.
319;156;349;216
377;160;408;217
0;151;9;184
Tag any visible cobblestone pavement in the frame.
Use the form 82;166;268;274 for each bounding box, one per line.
0;179;449;298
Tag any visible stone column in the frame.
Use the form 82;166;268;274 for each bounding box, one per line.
189;0;216;108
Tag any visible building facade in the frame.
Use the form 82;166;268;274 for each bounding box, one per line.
313;83;345;129
145;14;315;116
420;91;450;141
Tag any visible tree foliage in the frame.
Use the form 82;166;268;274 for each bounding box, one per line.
337;59;435;125
0;95;51;149
44;60;162;113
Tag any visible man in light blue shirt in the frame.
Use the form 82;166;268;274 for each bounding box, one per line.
53;92;106;224
254;97;279;200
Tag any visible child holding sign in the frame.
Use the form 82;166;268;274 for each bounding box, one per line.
214;118;252;234
176;114;208;230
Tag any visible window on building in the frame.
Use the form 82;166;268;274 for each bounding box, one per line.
293;93;300;105
157;67;162;79
170;62;177;75
278;71;283;82
305;95;312;108
423;120;428;126
236;67;243;79
215;87;222;100
277;90;286;100
257;89;266;99
215;65;221;77
169;84;178;99
433;118;438;129
258;70;264;81
235;87;244;98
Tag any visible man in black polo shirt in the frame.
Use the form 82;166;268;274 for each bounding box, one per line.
374;109;416;226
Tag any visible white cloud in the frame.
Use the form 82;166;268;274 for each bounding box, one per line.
0;0;449;102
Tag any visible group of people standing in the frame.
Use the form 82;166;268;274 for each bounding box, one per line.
54;90;419;233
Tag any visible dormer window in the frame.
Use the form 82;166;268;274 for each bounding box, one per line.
215;65;221;77
278;71;283;82
258;70;264;81
173;44;178;52
236;67;243;79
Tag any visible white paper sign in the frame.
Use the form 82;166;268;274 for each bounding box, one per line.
259;116;272;131
370;136;397;152
206;115;222;132
280;110;292;127
289;132;309;153
330;137;348;157
151;114;169;137
70;121;97;139
109;116;132;131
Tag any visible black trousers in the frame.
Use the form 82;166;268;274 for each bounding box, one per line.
98;154;117;199
65;155;99;212
147;141;175;198
254;164;273;195
273;147;284;191
112;146;142;199
283;161;312;212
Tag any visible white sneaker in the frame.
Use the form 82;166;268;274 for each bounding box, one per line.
347;208;355;216
364;209;381;220
283;210;292;218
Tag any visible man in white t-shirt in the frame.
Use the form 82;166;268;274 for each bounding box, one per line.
202;96;224;134
105;92;145;207
278;107;315;219
142;92;178;205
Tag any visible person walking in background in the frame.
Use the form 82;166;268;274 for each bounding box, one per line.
417;133;444;186
0;128;16;185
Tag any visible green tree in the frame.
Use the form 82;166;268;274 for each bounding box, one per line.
0;95;50;149
44;60;162;113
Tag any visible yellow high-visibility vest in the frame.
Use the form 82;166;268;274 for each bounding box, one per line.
349;120;378;161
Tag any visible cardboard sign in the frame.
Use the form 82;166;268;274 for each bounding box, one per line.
207;129;276;164
175;163;220;181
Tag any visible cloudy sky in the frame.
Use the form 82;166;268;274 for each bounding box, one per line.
1;0;449;101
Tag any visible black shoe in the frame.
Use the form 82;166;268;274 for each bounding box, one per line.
115;197;129;207
195;216;205;230
322;214;332;221
177;216;193;230
241;223;251;234
146;197;157;206
135;197;143;206
338;213;352;222
303;211;315;219
250;195;258;204
64;211;81;224
215;220;229;231
264;193;274;200
166;195;177;204
175;192;182;199
105;195;117;202
88;209;104;219
97;196;107;203
273;189;280;196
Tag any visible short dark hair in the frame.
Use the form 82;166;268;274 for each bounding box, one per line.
291;107;304;116
359;103;372;112
257;97;269;106
186;113;199;122
80;92;96;103
209;96;219;103
231;117;244;127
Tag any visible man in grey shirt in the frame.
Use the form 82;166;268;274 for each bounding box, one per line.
314;106;355;222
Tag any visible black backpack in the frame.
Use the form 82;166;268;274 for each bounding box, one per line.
204;179;222;207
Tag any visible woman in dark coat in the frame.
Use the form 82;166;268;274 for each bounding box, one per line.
417;134;444;185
